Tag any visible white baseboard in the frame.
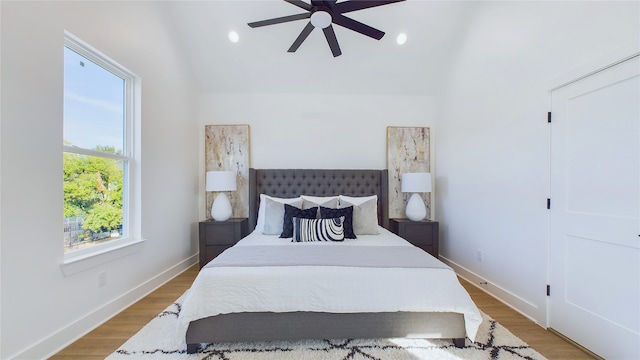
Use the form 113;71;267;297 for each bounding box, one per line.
439;255;543;326
13;254;198;360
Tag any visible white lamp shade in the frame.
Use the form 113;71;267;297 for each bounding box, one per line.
206;171;237;192
401;172;432;193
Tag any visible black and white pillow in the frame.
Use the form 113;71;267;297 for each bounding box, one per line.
292;217;345;242
280;203;318;238
319;206;355;239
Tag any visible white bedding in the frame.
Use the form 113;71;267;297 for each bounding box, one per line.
236;226;409;247
178;226;482;341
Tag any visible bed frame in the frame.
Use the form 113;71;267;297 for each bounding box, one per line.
186;168;466;353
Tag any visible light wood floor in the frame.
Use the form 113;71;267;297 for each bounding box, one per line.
459;280;597;360
51;264;595;359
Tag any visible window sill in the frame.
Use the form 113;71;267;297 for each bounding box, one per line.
61;238;146;276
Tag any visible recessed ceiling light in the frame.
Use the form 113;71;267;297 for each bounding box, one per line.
228;31;239;43
396;33;407;45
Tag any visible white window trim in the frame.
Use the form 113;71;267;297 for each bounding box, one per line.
62;31;143;275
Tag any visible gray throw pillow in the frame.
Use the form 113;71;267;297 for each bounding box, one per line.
340;198;379;235
263;197;303;235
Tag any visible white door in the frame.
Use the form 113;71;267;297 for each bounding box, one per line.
549;55;640;360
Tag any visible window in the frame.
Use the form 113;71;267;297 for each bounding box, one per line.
63;32;140;262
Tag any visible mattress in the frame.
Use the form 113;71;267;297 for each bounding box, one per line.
178;226;482;341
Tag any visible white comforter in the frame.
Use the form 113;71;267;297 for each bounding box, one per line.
178;227;482;341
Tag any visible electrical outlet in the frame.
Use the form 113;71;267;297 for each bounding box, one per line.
98;272;107;287
477;250;484;262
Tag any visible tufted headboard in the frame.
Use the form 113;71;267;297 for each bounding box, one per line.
248;168;389;231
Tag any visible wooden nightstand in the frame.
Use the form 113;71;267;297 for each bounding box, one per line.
199;218;249;268
390;218;439;258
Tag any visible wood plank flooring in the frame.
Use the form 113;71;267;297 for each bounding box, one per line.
50;265;200;360
51;264;595;359
459;280;597;360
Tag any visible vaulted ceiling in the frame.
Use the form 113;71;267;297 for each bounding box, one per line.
160;0;481;95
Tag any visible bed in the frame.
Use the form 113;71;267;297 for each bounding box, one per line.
180;168;482;353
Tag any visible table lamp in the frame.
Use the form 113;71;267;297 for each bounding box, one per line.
401;172;432;221
206;171;237;221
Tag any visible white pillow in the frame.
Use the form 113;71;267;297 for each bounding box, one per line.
301;195;339;211
255;194;302;233
339;195;377;206
339;195;379;235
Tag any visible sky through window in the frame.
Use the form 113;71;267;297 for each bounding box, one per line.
63;47;124;153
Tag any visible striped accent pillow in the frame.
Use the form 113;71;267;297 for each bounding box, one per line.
292;217;345;242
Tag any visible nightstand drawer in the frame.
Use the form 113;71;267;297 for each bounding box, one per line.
389;218;439;258
203;222;239;245
403;225;435;246
199;218;249;268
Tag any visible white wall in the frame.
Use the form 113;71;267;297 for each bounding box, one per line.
0;2;200;359
200;93;435;168
198;93;436;218
436;0;639;325
2;1;636;358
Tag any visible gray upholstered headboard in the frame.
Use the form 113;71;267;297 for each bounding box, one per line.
248;168;389;231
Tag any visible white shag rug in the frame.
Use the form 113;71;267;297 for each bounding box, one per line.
107;293;547;360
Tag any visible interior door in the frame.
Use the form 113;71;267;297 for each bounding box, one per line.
549;55;639;359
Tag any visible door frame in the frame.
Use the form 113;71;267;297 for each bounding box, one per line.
546;52;640;358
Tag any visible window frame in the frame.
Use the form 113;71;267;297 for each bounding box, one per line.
62;31;143;272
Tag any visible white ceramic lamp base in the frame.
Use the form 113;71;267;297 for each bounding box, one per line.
405;193;427;221
211;192;232;221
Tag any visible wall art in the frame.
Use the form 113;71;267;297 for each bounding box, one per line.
205;125;250;219
387;126;431;219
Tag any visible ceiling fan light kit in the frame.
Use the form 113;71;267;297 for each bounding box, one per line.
248;0;406;57
310;10;332;29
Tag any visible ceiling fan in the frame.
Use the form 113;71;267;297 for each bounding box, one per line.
248;0;406;57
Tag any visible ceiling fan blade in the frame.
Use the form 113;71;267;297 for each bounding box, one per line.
248;12;310;28
323;25;342;57
284;0;313;11
288;22;315;52
333;14;385;40
335;0;405;14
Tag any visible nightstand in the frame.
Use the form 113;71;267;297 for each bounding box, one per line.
199;218;249;268
390;218;439;258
